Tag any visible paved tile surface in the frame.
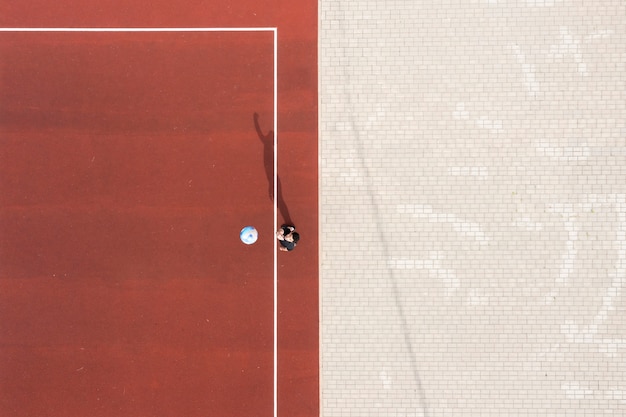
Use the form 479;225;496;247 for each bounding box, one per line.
319;1;626;415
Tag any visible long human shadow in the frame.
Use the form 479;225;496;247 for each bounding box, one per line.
254;112;293;226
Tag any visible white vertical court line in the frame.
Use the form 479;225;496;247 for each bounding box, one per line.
272;27;279;417
1;26;280;415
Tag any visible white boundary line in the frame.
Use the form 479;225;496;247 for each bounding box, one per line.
0;27;275;32
1;27;279;417
268;27;279;417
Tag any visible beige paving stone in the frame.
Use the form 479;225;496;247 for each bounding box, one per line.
319;0;626;415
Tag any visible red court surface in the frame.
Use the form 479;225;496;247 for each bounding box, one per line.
0;3;317;417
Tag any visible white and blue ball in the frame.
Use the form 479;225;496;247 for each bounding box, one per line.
240;226;258;245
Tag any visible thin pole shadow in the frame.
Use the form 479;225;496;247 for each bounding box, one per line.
254;112;293;226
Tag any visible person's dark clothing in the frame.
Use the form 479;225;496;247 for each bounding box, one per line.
279;239;296;251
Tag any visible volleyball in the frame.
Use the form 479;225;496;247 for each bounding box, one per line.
240;226;258;245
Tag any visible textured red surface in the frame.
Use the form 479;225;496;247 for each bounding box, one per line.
0;2;318;417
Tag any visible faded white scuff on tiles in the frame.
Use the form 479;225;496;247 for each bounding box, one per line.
379;370;392;390
512;216;544;231
535;139;590;161
510;44;540;97
485;0;563;5
526;0;563;6
475;116;503;133
584;29;614;42
337;149;366;186
562;381;593;400
549;26;587;76
448;166;489;178
466;288;489;306
546;203;577;286
452;102;470;121
339;168;365;186
397;204;489;244
562;381;626;404
387;254;460;296
452;102;502;133
557;195;626;357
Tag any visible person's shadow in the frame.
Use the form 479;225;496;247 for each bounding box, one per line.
254;112;293;226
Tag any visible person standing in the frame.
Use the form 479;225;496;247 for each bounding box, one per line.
276;225;300;252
